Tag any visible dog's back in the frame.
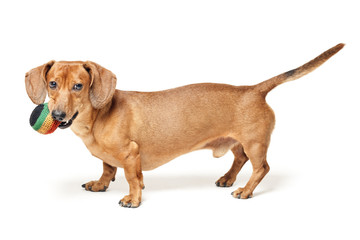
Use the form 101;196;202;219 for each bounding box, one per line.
120;43;345;171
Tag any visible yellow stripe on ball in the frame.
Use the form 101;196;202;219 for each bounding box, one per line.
38;114;56;134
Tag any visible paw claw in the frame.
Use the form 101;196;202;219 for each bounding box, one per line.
232;188;253;199
215;176;235;188
82;181;109;192
216;181;233;188
119;201;136;208
99;186;108;192
119;197;141;208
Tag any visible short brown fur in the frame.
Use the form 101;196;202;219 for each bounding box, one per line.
25;44;344;207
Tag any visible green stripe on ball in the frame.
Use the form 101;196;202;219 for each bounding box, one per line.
32;103;50;131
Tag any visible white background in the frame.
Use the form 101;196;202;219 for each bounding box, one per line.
0;0;359;239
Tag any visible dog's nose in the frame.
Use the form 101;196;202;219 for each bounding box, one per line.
52;110;66;121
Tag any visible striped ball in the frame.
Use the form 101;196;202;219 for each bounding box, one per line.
29;103;61;134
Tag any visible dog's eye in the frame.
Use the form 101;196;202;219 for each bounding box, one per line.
73;83;83;91
49;81;57;89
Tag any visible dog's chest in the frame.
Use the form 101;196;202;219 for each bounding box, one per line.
72;127;126;168
84;137;125;167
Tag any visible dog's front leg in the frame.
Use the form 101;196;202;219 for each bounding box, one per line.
119;141;143;208
82;162;117;192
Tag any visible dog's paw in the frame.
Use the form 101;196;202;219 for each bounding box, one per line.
119;195;141;208
231;187;253;199
81;181;108;192
215;175;235;187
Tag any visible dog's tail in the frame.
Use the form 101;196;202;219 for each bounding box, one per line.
255;43;345;96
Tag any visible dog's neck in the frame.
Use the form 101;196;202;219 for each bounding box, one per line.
70;100;112;138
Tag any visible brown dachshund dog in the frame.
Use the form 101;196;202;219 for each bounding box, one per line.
25;44;344;207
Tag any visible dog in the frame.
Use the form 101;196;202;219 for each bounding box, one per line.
25;43;344;207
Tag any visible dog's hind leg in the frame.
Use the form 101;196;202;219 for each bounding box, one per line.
215;143;249;187
231;142;270;199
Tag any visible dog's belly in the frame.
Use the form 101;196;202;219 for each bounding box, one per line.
139;136;239;171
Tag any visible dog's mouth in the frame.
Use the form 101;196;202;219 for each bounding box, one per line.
58;111;79;129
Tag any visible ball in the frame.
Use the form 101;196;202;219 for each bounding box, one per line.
29;103;61;134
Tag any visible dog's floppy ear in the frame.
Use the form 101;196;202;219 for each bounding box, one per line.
83;61;117;109
25;60;55;104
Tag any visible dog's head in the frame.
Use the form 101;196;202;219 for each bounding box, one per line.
25;61;117;127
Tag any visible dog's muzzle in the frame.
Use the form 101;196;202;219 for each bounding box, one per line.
58;111;79;129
